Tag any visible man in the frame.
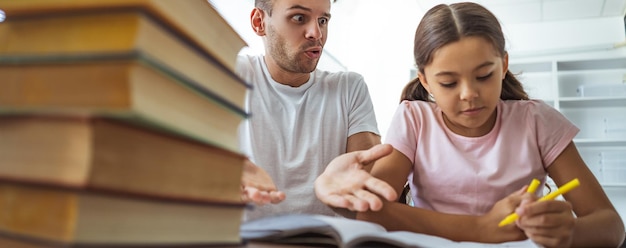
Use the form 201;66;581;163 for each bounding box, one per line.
238;0;381;221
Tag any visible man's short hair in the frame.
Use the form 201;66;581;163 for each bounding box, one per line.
255;0;337;16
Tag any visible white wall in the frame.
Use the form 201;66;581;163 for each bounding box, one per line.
208;1;260;53
211;0;625;139
327;0;420;139
505;16;626;58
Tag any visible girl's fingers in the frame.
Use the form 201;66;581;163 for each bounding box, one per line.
525;233;561;248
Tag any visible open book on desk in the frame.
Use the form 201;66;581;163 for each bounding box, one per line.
241;214;539;248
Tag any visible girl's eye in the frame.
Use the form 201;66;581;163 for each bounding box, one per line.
440;82;456;88
477;72;493;81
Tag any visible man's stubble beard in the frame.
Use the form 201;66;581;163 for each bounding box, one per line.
266;25;320;73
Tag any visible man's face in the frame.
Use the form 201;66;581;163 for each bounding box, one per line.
263;0;331;73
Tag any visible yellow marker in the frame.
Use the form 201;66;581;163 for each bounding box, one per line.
498;178;580;227
538;178;580;201
526;178;541;195
497;179;540;227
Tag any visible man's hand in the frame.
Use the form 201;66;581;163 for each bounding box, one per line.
314;144;397;212
241;159;285;205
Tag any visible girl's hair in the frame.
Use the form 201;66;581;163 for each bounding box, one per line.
400;2;528;103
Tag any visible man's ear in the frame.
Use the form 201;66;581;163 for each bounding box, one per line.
250;8;266;36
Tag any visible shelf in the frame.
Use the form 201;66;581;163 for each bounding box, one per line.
557;67;626;75
557;57;626;71
602;184;626;188
559;97;626;108
574;139;626;147
512;52;626;189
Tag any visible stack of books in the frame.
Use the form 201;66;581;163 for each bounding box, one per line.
0;0;250;246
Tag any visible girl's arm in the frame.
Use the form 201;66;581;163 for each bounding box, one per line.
357;200;528;243
357;148;528;243
517;142;625;247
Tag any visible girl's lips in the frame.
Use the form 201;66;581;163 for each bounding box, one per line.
462;107;483;115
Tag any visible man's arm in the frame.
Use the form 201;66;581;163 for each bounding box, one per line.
346;131;381;172
327;131;381;218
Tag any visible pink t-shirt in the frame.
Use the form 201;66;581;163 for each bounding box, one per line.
385;100;579;215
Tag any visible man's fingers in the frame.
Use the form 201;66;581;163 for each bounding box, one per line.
321;194;352;209
364;177;398;201
245;181;276;191
357;144;393;164
343;194;369;212
242;186;286;205
320;193;376;212
242;187;267;205
353;189;385;211
269;191;286;204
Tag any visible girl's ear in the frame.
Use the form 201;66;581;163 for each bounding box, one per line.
417;71;431;94
250;8;266;36
502;52;509;79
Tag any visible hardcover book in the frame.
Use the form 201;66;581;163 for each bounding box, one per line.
0;116;245;203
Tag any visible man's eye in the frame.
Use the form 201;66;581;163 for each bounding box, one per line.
318;17;329;25
292;14;305;23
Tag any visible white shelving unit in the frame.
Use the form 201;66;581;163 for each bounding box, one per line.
509;48;626;220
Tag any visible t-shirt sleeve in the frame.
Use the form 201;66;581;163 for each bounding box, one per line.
532;101;580;168
384;101;419;164
347;73;380;136
235;54;248;78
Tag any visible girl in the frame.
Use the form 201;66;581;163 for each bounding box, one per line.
315;2;625;247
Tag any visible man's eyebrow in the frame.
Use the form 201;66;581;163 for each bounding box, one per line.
287;5;331;18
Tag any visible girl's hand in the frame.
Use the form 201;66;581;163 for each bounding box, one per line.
478;187;528;243
241;159;286;205
314;144;397;212
516;194;575;248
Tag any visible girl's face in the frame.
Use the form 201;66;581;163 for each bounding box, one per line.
418;36;508;137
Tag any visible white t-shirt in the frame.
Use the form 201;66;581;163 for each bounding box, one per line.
386;99;579;215
236;54;379;221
